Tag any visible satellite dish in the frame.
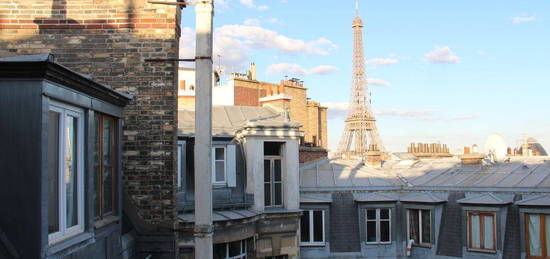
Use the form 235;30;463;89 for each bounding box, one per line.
485;133;507;162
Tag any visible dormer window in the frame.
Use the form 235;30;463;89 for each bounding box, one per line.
211;144;236;187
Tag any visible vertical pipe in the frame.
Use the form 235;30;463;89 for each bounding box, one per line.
194;1;214;258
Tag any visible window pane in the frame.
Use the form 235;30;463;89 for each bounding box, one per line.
528;214;541;256
471;214;481;248
421;210;431;244
366;221;376;242
274;183;282;205
103;119;113;214
264;160;271;182
65;116;79;228
408;210;419;243
313;211;323;242
215;148;224;160
380;221;390;242
215;161;225;182
229;240;241;256
380;209;390;219
546;215;550;257
300;211;310;242
274;159;281;182
48;111;60;234
366;209;376;220
94;115;99;218
213;243;227;259
483;215;494;249
264;183;271;206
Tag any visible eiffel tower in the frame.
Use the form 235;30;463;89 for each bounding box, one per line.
336;0;385;161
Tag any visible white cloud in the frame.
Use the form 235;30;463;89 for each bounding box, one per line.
213;24;337;70
179;27;196;59
243;18;261;26
180;24;337;73
322;102;477;121
239;0;269;10
367;78;391;86
366;58;398;66
265;63;337;76
512;14;536;24
425;46;460;64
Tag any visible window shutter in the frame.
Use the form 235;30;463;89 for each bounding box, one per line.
227;144;237;187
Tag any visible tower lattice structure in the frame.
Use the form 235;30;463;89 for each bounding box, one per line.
336;2;385;159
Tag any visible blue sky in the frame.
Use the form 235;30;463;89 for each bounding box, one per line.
180;0;550;153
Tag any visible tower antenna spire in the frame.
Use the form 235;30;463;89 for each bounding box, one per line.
337;1;386;162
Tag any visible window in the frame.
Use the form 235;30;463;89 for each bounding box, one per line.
213;239;248;259
366;208;391;244
48;103;84;244
407;209;432;246
301;210;325;246
212;146;226;184
177;141;186;189
264;158;282;207
467;211;496;252
94;113;117;220
526;214;550;258
179;80;186;91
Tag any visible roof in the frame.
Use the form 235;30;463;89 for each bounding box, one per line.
353;192;399;202
0;54;133;105
401;192;447;203
516;194;550;206
178;106;299;137
457;193;513;205
300;156;550;191
300;193;333;203
178;209;259;223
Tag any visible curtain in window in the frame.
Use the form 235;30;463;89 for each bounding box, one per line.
471;214;480;248
483;215;494;249
409;210;419;243
421;210;431;243
528;214;542;256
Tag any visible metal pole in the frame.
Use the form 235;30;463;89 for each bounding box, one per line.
194;1;213;258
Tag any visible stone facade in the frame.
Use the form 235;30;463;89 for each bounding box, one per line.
1;0;180;226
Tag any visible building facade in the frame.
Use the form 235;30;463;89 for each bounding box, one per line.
299;156;550;259
177;106;304;258
177;66;329;151
0;0;181;257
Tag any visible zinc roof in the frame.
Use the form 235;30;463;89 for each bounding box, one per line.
300;156;550;191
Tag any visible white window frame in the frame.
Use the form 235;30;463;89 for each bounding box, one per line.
264;156;283;207
406;208;432;246
217;239;247;259
366;208;392;244
300;210;326;246
212;146;226;185
177;141;186;189
48;102;85;245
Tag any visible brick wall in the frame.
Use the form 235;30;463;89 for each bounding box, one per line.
0;0;180;225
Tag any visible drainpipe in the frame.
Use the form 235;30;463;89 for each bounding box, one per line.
194;1;214;258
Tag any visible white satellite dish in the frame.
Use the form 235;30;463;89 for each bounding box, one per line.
485;133;507;162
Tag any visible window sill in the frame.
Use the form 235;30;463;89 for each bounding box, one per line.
467;248;497;254
94;215;120;229
47;232;93;256
366;242;392;245
413;243;432;248
300;243;326;247
213;183;228;189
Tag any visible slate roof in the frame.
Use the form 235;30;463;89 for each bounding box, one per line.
353;192;399;202
515;194;550;206
457;193;513;205
300;156;550;191
401;192;447;203
300;193;333;203
179;209;259;222
178;106;299;137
